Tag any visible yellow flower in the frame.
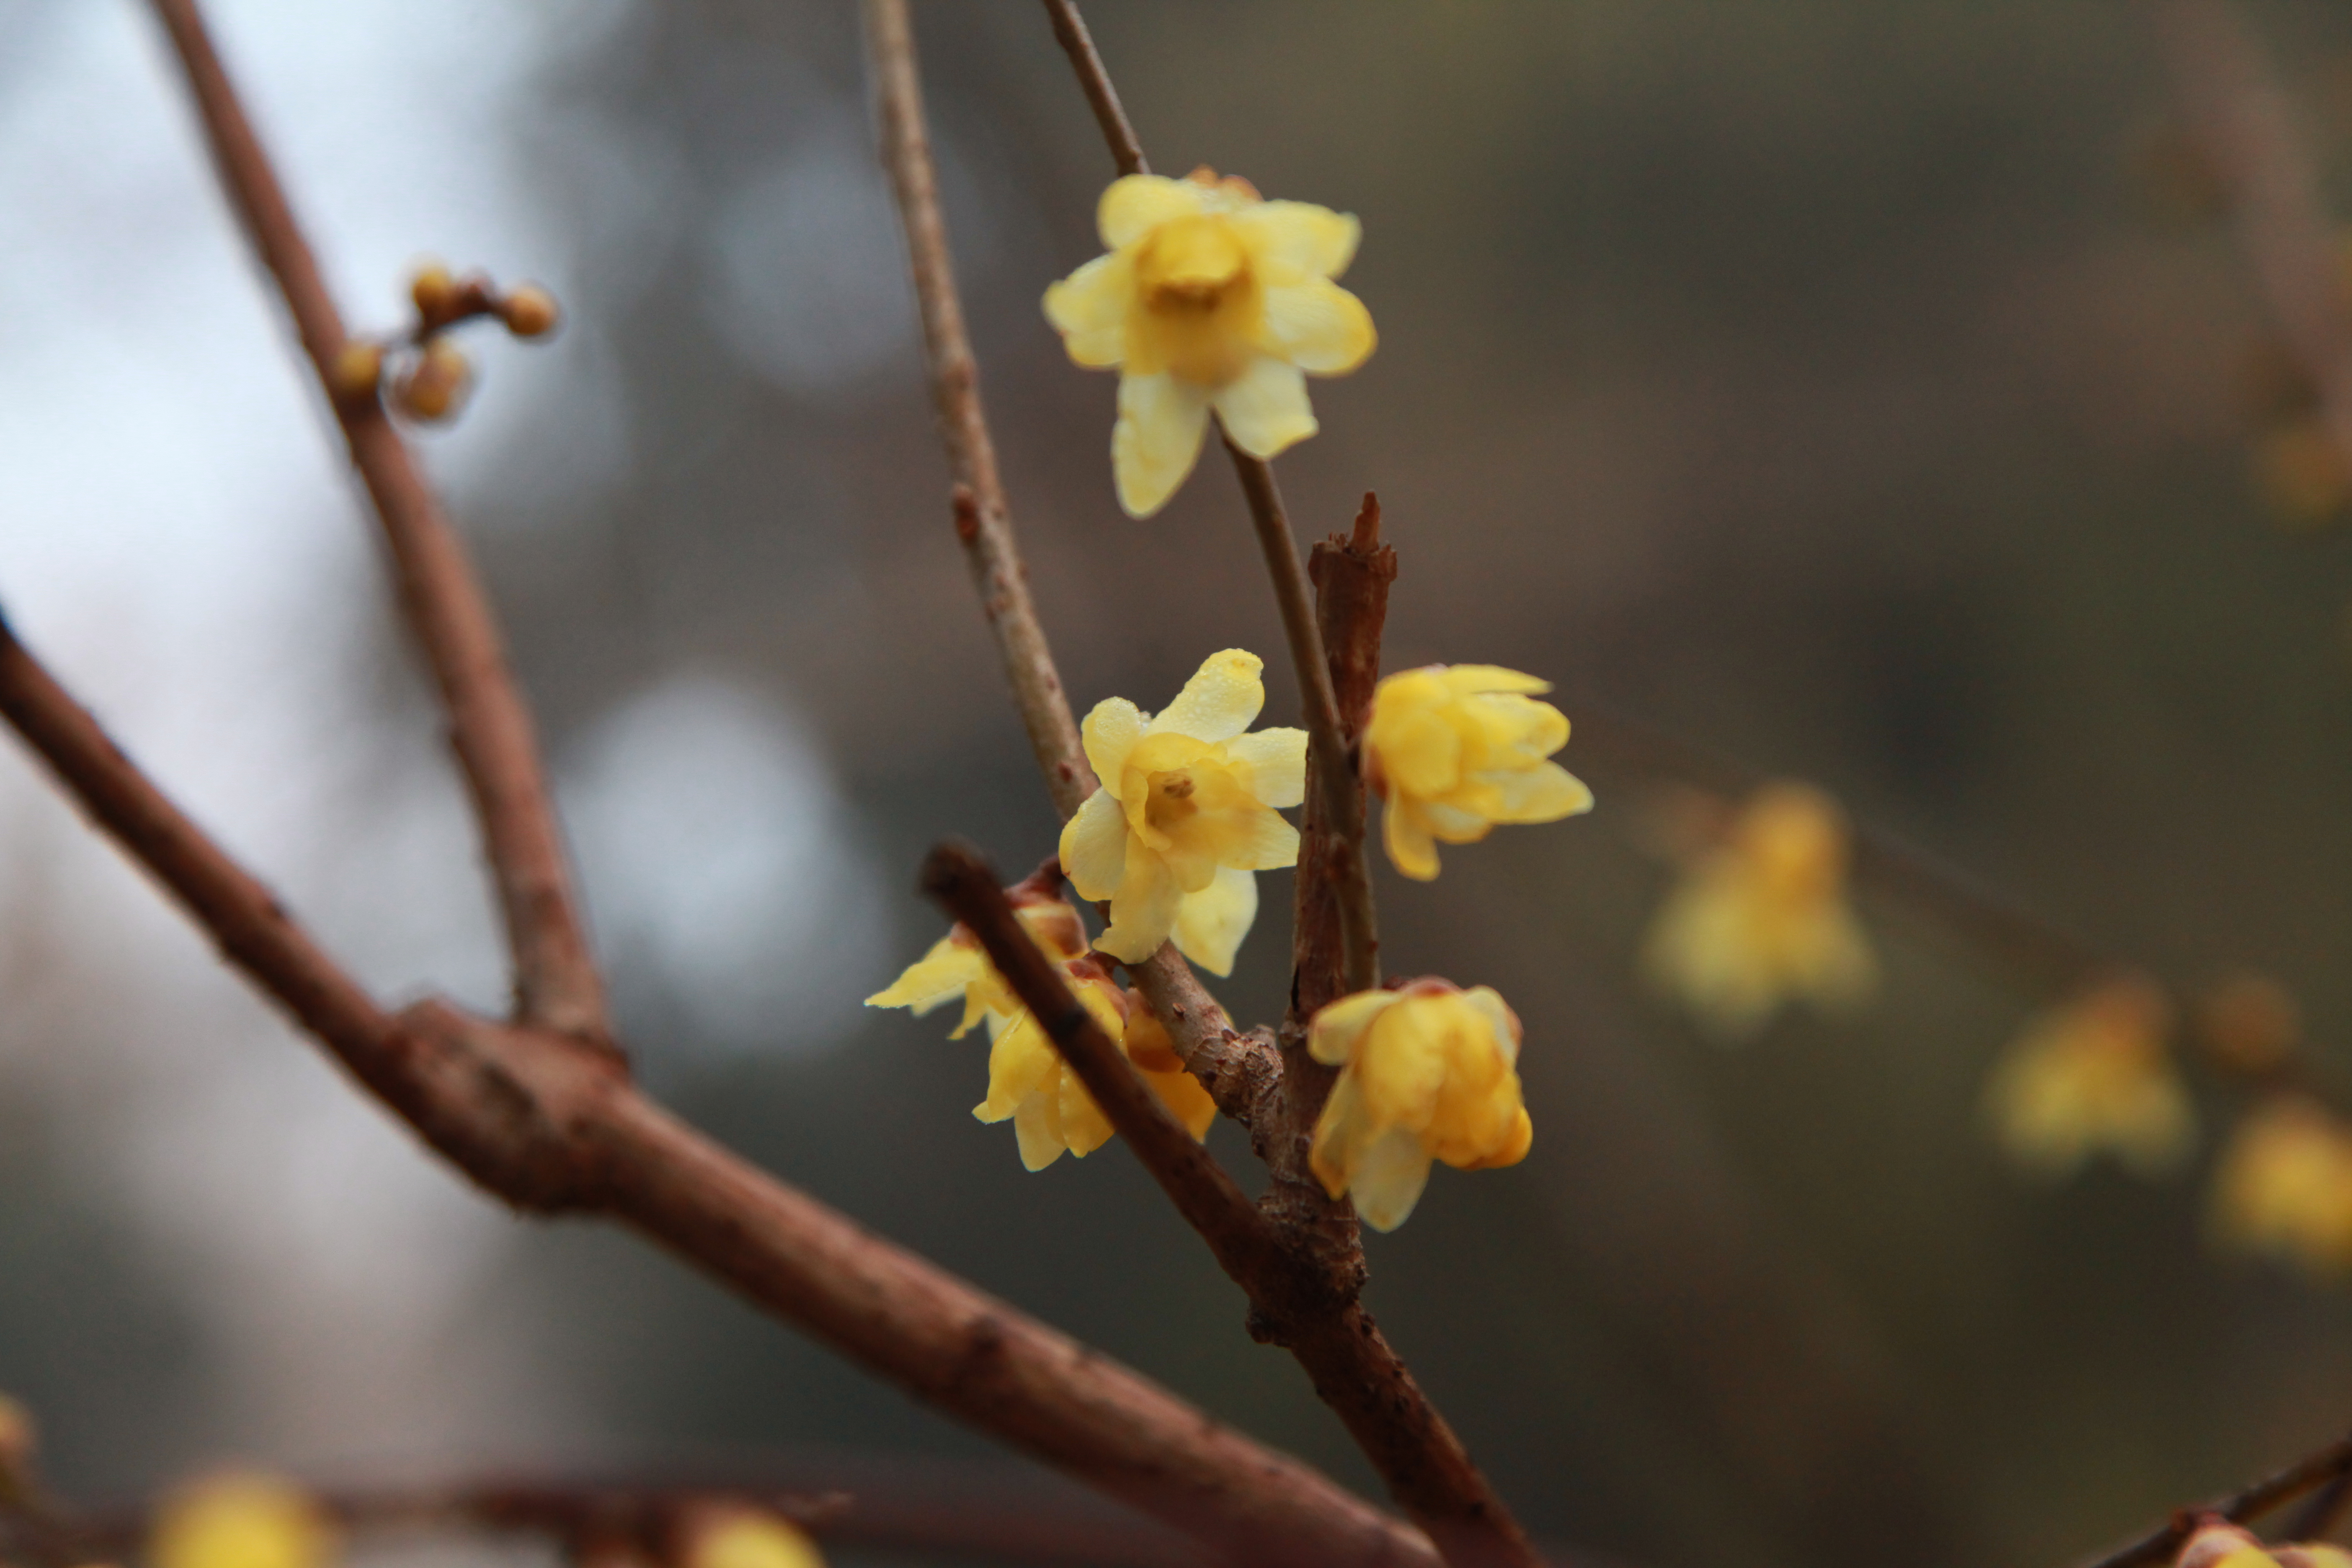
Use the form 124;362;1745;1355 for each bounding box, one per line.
1060;649;1306;974
1308;980;1532;1232
686;1509;828;1568
2211;1096;2352;1277
2177;1517;2352;1568
1983;976;2192;1178
1363;664;1593;880
1641;781;1875;1039
864;892;1088;1039
975;959;1217;1170
1044;169;1376;518
152;1475;333;1568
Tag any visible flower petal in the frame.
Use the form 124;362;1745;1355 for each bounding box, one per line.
1145;1061;1220;1141
1236;200;1361;277
1095;842;1183;964
1114;372;1213;518
1080;698;1147;790
1099;174;1206;248
1013;1090;1068;1171
864;936;986;1015
1308;989;1400;1066
1042;253;1132;368
976;1015;1059;1121
1172;865;1258;977
1383;798;1442;881
1211;356;1317;460
1150;649;1267;742
1257;278;1375;375
1060;788;1130;902
1349;1126;1436;1232
1221;727;1308;808
1437;665;1553;698
1216;803;1301;871
1475;762;1594;824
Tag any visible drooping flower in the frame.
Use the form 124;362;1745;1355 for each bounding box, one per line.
1363;664;1593;880
685;1508;828;1568
152;1475;334;1568
2211;1095;2352;1277
1043;169;1376;518
1641;781;1875;1039
1060;649;1306;973
976;957;1218;1171
1308;979;1533;1232
865;887;1088;1039
1983;976;2193;1179
2175;1515;2352;1568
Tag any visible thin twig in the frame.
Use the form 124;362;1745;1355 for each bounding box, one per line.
1226;444;1380;995
0;611;1436;1568
2072;1428;2352;1568
1041;0;1148;178
2281;1468;2352;1545
143;0;607;1040
866;0;1093;820
928;843;1539;1568
2155;0;2352;480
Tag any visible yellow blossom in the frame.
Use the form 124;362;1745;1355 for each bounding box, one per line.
1641;781;1875;1039
2176;1517;2352;1568
152;1475;333;1568
1308;979;1532;1232
1043;169;1376;518
1983;976;2192;1178
1060;649;1306;973
2211;1095;2352;1277
686;1509;827;1568
864;892;1088;1039
975;960;1217;1170
1363;664;1593;880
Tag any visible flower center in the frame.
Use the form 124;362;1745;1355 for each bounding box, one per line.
1136;216;1249;311
1145;769;1201;835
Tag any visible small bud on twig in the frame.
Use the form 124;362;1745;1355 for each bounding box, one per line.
392;339;472;424
327;341;384;403
500;283;561;339
409;263;457;323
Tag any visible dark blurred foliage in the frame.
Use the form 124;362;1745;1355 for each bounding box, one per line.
22;2;2352;1566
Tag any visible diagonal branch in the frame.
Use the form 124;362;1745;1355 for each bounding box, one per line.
2073;1426;2352;1568
929;843;1539;1568
0;610;1439;1568
142;0;607;1041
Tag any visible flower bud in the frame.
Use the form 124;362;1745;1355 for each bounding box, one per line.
500;283;561;338
2198;972;2300;1076
392;340;471;424
409;263;456;323
326;341;383;402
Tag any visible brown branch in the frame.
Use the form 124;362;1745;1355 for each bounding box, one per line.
2155;0;2352;482
1042;0;1148;179
1226;444;1380;995
2073;1428;2352;1568
142;0;606;1040
866;0;1093;820
2281;1469;2352;1545
928;843;1537;1568
0;614;1435;1568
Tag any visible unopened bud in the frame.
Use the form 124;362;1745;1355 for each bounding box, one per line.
327;341;384;402
500;284;560;339
683;1509;825;1568
409;263;457;324
2198;972;2300;1076
391;340;472;424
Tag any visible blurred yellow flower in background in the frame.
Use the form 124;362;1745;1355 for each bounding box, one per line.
1363;664;1593;881
1060;650;1306;973
152;1475;333;1568
2211;1095;2352;1277
976;960;1217;1170
1641;781;1875;1039
1308;980;1532;1232
864;890;1087;1038
1044;169;1376;517
685;1508;828;1568
1983;975;2192;1178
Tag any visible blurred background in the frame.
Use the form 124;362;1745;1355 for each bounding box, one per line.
4;1;2352;1564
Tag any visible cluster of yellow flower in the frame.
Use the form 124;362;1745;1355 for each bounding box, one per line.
872;170;1597;1230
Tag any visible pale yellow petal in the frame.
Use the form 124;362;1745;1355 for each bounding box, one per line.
1216;804;1302;872
1458;986;1523;1066
1113;372;1212;518
1309;1070;1372;1196
1436;665;1553;697
1060;788;1130;902
1013;1090;1068;1171
1095;842;1183;964
1171;865;1257;977
1081;698;1148;789
1383;798;1442;881
864;936;987;1014
975;1015;1059;1121
1211;355;1317;460
1375;708;1464;801
1099;173;1206;248
1220;727;1308;808
1256;277;1375;375
1308;989;1402;1066
1235;200;1361;277
1350;1126;1436;1232
1146;1061;1219;1140
1058;1069;1117;1159
1150;649;1267;742
1474;762;1594;824
1042;252;1133;368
